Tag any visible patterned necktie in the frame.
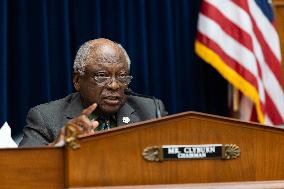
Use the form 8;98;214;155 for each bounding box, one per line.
96;116;111;131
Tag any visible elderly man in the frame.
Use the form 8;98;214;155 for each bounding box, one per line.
19;38;167;147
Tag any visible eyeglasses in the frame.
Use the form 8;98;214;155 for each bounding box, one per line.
90;74;133;86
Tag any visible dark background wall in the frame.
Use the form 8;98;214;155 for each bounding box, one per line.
0;0;229;135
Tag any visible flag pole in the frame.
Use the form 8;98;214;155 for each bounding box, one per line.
228;84;240;119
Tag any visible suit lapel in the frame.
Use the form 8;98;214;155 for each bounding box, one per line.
64;93;84;120
117;102;140;126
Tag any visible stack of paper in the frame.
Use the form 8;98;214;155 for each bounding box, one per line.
0;122;18;148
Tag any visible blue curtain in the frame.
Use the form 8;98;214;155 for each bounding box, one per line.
0;0;229;135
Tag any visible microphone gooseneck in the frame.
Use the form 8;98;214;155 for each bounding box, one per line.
124;88;161;118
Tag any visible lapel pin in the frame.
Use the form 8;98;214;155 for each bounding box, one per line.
122;116;130;124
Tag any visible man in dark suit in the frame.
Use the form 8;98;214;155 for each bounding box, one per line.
20;38;167;147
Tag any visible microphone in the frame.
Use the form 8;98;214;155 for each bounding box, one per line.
124;88;162;118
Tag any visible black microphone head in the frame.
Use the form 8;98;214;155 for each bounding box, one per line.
124;88;133;95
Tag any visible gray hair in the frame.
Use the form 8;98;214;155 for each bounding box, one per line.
73;40;131;75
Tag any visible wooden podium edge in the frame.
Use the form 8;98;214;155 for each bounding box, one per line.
77;111;284;143
68;180;284;189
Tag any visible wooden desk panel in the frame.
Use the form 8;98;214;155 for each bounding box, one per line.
65;112;284;187
0;147;64;189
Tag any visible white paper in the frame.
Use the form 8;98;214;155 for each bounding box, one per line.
0;122;18;148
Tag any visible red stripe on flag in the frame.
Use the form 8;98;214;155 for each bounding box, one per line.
197;32;262;101
265;92;284;125
200;1;263;79
201;1;253;51
251;20;283;85
232;0;283;85
196;0;284;125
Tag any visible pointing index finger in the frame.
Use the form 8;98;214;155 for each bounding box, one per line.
81;103;97;116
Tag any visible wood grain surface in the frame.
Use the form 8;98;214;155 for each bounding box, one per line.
65;112;284;187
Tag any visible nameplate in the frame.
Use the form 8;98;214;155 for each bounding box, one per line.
163;144;221;159
142;144;240;162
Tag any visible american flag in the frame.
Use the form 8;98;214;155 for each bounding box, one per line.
195;0;284;125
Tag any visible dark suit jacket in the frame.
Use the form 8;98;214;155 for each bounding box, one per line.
19;92;167;147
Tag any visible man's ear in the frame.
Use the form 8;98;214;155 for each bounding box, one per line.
73;72;81;91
